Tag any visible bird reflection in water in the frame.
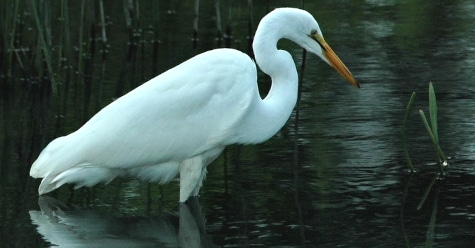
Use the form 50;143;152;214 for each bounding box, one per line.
29;196;216;247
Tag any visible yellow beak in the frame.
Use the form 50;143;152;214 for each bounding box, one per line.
313;33;360;88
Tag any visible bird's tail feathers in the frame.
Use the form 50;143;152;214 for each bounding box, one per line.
38;165;124;195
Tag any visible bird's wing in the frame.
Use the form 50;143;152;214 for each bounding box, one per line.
31;49;258;177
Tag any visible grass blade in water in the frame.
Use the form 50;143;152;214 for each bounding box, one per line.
400;174;414;247
425;83;448;167
419;110;436;146
425;183;439;248
402;92;416;172
417;174;437;210
428;82;438;144
419;110;446;173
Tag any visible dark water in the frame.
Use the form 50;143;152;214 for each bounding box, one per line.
2;0;475;247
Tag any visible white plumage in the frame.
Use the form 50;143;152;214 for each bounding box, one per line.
30;8;358;202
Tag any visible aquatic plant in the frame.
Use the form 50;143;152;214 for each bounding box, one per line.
401;82;448;213
402;92;416;172
401;84;447;247
418;82;448;174
402;82;448;173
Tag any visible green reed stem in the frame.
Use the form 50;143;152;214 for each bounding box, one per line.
60;0;72;63
400;173;414;248
417;173;437;210
77;0;86;79
151;0;160;74
402;92;416;172
425;183;439;247
5;0;21;77
429;82;438;146
99;0;107;45
419;82;448;174
30;0;58;96
419;110;435;145
419;110;446;173
428;83;448;164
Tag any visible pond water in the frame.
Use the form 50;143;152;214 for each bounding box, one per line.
2;0;475;247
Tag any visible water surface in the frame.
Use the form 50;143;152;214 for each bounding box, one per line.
1;0;475;247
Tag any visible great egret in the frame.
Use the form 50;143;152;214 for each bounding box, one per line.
30;8;358;202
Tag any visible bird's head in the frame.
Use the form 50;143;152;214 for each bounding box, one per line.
277;8;360;88
306;28;359;88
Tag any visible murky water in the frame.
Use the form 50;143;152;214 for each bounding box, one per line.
2;0;475;247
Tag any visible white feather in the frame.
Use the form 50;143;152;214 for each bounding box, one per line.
30;8;357;201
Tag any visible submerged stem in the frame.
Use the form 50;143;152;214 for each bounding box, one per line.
417;173;437;210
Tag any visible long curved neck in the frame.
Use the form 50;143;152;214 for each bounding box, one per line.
237;15;299;144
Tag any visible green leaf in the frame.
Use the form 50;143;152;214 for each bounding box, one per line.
429;82;438;144
419;110;435;143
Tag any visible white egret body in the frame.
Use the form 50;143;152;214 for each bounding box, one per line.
30;8;358;202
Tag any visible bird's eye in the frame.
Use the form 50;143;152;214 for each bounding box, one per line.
310;29;318;35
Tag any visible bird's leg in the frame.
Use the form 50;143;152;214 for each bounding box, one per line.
191;166;207;197
180;147;223;202
179;157;204;202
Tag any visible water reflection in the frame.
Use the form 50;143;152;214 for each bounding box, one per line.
30;196;215;247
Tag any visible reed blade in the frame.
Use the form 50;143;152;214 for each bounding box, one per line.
419;110;436;146
425;185;439;248
402;92;416;172
400;174;414;248
417;174;437;210
429;82;438;145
